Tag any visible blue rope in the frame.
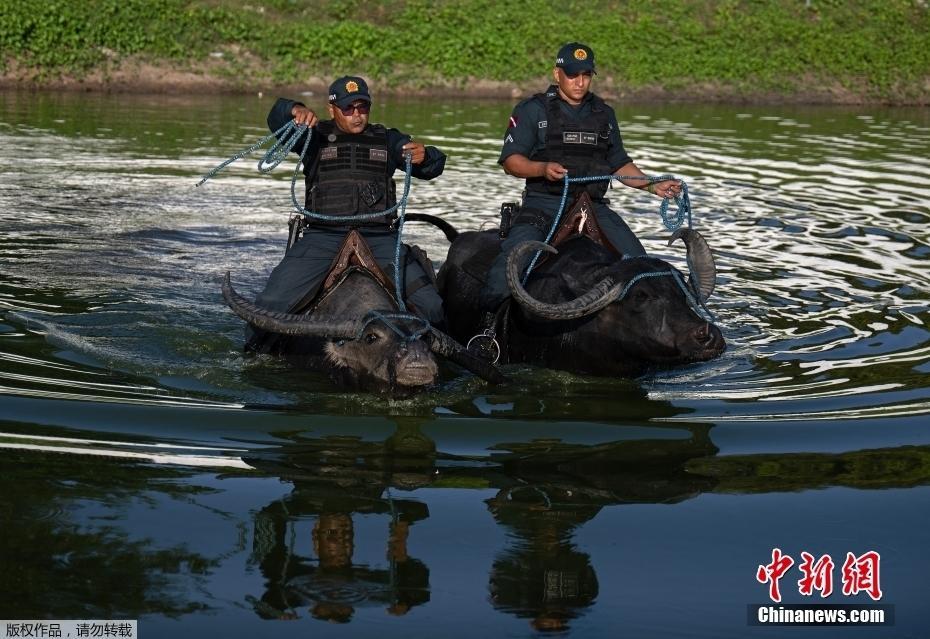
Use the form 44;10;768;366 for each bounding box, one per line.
196;121;303;187
197;121;419;318
287;128;414;225
609;266;715;323
356;310;430;342
392;157;413;313
521;173;692;283
286;129;415;311
258;121;309;173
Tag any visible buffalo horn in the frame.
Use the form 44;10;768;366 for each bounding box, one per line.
222;272;362;338
505;241;625;320
667;228;716;302
428;328;508;384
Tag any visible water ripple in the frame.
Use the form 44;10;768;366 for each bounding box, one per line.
1;94;928;430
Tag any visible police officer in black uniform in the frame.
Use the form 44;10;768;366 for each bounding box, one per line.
480;43;683;312
247;76;447;351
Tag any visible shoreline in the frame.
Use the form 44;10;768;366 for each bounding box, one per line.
3;61;927;107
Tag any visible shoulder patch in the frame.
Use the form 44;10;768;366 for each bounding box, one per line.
505;133;514;143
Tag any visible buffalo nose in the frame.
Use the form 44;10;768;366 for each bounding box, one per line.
399;341;426;360
692;322;713;345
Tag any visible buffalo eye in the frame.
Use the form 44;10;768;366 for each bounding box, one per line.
633;289;650;305
364;332;379;344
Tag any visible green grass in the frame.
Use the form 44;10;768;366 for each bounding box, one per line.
2;0;928;101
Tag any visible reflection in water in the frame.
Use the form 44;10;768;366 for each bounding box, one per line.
243;417;721;631
238;416;718;629
233;417;930;632
0;451;219;618
688;445;930;492
487;487;599;633
481;424;716;632
1;92;930;636
249;499;430;622
2;416;930;633
245;419;434;621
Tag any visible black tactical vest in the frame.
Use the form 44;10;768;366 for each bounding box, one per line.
526;86;613;199
304;121;396;226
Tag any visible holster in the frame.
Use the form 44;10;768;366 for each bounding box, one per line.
286;214;307;253
498;201;520;238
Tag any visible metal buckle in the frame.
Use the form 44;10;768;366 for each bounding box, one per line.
466;329;501;365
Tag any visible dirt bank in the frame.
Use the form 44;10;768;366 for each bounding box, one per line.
2;58;927;106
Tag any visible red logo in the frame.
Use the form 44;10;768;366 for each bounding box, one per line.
798;552;835;598
757;549;882;602
508;116;518;129
757;548;795;603
842;551;882;601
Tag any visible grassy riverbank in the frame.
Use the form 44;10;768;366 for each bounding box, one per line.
2;0;928;104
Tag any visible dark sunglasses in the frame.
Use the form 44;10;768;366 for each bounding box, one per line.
563;70;594;80
336;102;370;116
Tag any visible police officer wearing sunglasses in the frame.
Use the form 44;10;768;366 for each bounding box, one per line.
479;43;682;314
247;76;447;350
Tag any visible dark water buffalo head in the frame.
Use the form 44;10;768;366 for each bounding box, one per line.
505;233;725;375
322;313;440;390
223;272;440;395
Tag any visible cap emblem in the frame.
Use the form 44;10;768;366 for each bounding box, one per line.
346;80;359;93
574;48;588;61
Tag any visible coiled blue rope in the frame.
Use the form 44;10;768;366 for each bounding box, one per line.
258;121;309;173
197;120;420;321
521;173;692;283
195;121;304;187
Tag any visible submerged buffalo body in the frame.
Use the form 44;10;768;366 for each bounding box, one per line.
225;268;440;396
224;230;503;396
438;202;725;377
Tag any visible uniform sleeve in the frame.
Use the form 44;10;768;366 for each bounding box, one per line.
266;97;313;156
388;129;447;180
498;99;543;164
605;108;633;171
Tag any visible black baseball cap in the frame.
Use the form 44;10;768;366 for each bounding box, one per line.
555;42;596;75
328;76;372;108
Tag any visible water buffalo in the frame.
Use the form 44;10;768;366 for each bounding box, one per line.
224;230;504;397
438;194;725;377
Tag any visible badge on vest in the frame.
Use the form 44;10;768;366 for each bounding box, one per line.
321;146;338;160
563;132;597;145
538;121;548;128
369;148;387;162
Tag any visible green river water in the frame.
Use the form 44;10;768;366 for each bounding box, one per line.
0;90;928;638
